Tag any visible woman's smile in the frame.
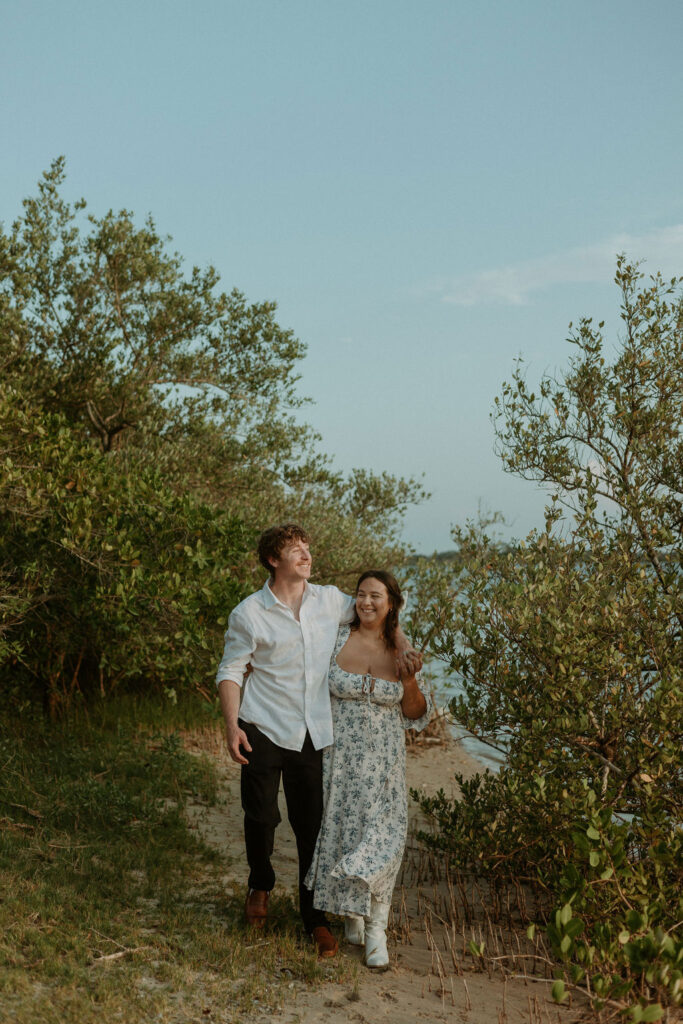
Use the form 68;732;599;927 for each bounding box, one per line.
355;579;391;625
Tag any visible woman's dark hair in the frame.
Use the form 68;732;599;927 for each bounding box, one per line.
349;570;403;650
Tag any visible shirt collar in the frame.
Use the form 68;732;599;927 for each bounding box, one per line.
261;579;315;610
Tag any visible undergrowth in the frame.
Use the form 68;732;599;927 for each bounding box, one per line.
0;695;355;1024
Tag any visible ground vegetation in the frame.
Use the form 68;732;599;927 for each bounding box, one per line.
0;699;353;1023
408;262;683;1020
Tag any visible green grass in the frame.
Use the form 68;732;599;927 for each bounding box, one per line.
0;696;356;1023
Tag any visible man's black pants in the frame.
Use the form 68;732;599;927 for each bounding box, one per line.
239;720;328;933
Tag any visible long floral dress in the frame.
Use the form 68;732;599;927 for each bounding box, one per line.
305;626;432;917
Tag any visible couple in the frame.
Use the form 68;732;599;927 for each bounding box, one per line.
216;523;431;969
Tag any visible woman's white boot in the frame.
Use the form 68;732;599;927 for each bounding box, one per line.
364;897;390;970
344;915;365;946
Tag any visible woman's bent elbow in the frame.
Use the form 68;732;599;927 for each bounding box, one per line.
402;697;428;720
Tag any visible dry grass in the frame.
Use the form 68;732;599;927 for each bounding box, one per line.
406;685;452;750
394;835;597;1022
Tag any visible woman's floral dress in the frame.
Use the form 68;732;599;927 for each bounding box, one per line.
305;626;432;917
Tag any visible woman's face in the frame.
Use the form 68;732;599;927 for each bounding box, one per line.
355;577;391;629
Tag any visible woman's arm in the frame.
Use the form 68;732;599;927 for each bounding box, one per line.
396;649;428;720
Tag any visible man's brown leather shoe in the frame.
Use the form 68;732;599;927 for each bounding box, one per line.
245;888;269;927
312;925;338;958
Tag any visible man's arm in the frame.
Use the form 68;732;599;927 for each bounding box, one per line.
396;624;423;663
217;678;252;765
338;589;356;625
215;609;255;765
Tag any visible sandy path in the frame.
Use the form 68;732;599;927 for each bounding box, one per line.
186;736;588;1024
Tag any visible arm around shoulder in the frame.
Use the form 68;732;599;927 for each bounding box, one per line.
336;587;356;625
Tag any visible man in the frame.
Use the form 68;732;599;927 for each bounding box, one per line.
216;523;355;957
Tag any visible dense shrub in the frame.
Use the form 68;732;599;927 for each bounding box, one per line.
0;393;251;713
0;160;426;712
409;262;683;1017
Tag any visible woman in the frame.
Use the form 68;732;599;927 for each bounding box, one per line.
305;570;432;970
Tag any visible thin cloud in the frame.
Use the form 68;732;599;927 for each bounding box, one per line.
441;225;683;307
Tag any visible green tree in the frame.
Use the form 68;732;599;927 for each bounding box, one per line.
409;261;682;1016
0;161;427;711
1;158;426;547
0;392;252;716
3;159;303;451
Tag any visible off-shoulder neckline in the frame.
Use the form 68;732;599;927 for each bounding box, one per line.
334;626;401;684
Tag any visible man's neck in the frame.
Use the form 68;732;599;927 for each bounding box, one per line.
269;576;307;618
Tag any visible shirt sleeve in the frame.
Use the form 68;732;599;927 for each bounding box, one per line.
215;607;256;689
338;589;356;625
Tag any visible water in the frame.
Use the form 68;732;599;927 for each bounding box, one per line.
426;657;506;773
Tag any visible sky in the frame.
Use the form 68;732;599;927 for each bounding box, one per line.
2;0;683;552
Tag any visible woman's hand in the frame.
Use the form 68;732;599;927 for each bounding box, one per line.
395;648;423;681
397;648;428;720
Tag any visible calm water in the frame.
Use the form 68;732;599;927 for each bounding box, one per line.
426;657;506;773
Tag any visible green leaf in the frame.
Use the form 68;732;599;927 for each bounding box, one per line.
565;918;584;939
551;980;568;1004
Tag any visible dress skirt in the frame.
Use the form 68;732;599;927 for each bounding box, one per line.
304;626;432;917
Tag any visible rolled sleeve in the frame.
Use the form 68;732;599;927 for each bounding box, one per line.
215;609;255;689
338;590;355;625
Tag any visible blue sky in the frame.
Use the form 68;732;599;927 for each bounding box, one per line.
3;0;683;551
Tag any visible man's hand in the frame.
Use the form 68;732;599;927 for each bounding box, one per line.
226;722;252;765
396;648;423;681
397;648;428;720
218;678;251;764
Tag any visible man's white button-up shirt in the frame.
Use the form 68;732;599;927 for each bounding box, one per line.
215;581;355;751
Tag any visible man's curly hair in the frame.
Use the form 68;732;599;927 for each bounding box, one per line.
257;523;310;575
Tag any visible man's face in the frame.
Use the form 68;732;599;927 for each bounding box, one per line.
271;539;312;581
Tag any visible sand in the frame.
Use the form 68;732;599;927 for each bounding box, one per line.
185;733;589;1024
